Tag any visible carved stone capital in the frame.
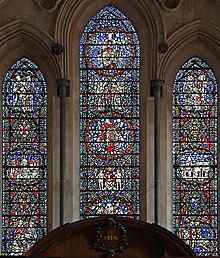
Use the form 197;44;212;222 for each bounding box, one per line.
56;78;70;97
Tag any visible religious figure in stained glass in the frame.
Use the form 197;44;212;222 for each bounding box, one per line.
2;57;47;255
172;56;218;256
80;5;140;219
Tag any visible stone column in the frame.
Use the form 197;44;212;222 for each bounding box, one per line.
150;78;164;225
56;78;70;225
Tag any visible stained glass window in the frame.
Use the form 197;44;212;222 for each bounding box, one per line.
2;57;47;255
80;5;140;219
172;56;218;255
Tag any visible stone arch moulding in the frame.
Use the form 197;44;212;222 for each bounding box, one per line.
54;0;166;78
0;19;61;77
55;0;166;42
158;19;220;78
53;0;168;223
137;0;167;77
0;0;7;8
0;19;62;232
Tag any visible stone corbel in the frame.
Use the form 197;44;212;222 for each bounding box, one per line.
35;0;63;13
157;0;184;12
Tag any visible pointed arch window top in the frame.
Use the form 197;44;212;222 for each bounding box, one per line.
91;5;128;20
174;56;217;95
3;57;46;86
181;56;210;69
11;57;39;69
81;5;139;38
80;5;140;73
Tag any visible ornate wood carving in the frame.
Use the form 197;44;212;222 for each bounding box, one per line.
27;217;195;258
93;218;128;257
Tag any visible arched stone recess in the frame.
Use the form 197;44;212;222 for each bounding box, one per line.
156;19;220;230
53;0;167;223
159;20;220;79
55;0;166;78
0;19;62;232
0;20;60;77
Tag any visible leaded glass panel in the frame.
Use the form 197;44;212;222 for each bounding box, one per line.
80;5;140;219
172;56;218;255
2;57;47;256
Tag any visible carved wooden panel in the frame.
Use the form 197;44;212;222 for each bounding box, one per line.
27;217;195;258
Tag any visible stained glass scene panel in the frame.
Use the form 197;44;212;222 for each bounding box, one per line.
80;5;140;219
172;56;218;256
2;57;47;256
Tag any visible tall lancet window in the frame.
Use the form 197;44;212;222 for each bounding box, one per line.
80;5;140;219
172;56;218;255
2;57;47;255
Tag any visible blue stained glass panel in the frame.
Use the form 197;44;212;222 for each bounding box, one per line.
80;5;140;219
172;56;218;256
2;57;47;256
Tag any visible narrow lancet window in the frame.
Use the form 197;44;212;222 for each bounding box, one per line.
2;57;47;255
80;5;140;219
173;56;218;255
